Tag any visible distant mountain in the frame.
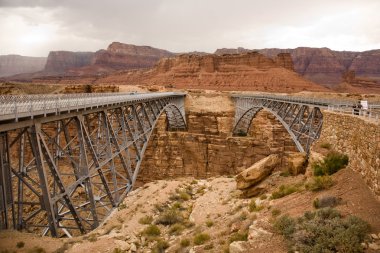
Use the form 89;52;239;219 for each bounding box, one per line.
43;42;175;76
0;55;46;77
215;47;380;88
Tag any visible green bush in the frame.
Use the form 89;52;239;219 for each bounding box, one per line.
248;199;264;212
229;232;248;243
320;142;332;149
152;239;169;253
156;209;183;226
138;215;153;225
271;184;301;199
306;176;334;192
271;209;281;217
312;152;349;176
206;220;214;227
273;208;370;253
180;238;190;247
142;224;161;237
194;233;211;245
169;223;185;235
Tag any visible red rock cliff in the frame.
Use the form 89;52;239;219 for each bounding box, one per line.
216;47;380;87
96;52;328;93
44;51;95;74
92;42;175;70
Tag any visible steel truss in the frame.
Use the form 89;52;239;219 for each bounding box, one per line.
0;94;186;237
232;96;323;153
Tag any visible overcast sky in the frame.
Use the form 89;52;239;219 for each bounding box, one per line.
0;0;379;57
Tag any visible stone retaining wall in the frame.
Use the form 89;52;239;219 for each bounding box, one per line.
318;111;380;197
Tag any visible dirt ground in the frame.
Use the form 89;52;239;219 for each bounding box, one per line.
1;165;380;253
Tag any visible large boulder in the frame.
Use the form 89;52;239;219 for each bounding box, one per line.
229;241;250;253
236;154;280;190
286;152;307;175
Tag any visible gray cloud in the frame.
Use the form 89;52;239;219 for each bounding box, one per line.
0;0;379;56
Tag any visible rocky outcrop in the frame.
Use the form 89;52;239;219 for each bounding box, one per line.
97;52;328;93
235;154;280;189
0;55;46;77
91;42;175;70
215;47;380;88
44;51;95;74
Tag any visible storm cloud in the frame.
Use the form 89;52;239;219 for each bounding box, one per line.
0;0;379;56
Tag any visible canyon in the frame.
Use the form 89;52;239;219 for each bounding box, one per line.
0;85;380;253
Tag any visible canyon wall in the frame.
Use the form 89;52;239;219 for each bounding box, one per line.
318;111;380;198
215;47;380;87
0;55;46;77
138;93;298;182
44;51;95;74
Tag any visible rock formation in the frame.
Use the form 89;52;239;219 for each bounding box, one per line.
235;154;280;197
41;42;175;76
91;42;175;70
215;47;380;89
44;51;95;74
0;55;46;77
96;52;328;93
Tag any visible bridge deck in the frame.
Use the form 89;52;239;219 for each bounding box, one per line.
0;92;186;123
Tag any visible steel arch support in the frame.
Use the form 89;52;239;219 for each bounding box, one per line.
0;95;187;237
232;97;323;153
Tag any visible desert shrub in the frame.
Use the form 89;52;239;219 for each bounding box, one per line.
312;152;349;176
273;208;370;253
271;209;281;217
306;176;334;192
229;232;248;243
169;223;185;235
152;239;169;253
320;142;332;149
16;241;25;248
194;233;211;245
27;247;46;253
138;215;153;225
273;215;296;239
170;191;191;201
142;224;161;237
313;196;341;209
118;203;127;211
206;220;214;227
180;238;190;247
204;243;214;250
156;209;183;225
271;184;301;199
248;199;264;212
87;234;97;242
112;248;123;253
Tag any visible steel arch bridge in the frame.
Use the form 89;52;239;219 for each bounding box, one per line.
232;95;345;153
0;92;186;237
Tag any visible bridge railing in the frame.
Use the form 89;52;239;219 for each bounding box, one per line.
0;92;185;122
327;106;380;121
231;94;356;107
